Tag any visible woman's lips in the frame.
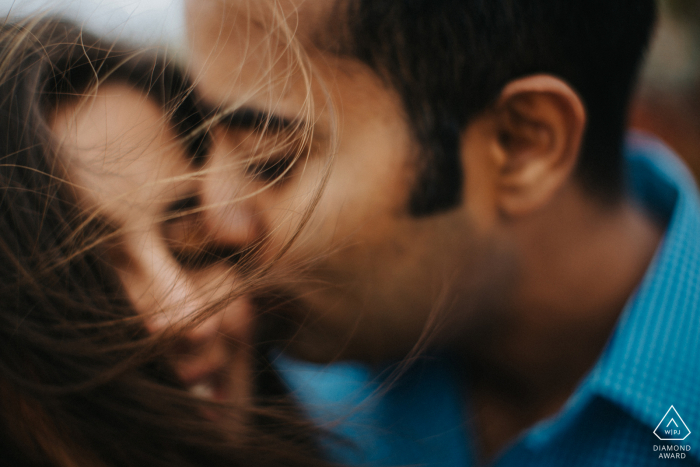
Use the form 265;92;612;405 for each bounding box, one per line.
177;347;231;401
181;361;236;403
187;371;227;401
189;381;216;399
174;297;255;405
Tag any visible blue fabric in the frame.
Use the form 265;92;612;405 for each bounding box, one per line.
276;133;700;466
489;133;700;466
275;354;470;466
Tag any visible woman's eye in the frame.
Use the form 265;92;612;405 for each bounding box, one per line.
172;243;242;270
162;217;215;269
160;196;209;268
161;197;242;270
104;242;132;271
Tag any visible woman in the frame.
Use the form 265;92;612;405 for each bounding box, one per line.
0;17;328;467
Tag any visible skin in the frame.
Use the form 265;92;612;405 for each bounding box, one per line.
186;0;498;362
51;84;253;411
186;0;663;460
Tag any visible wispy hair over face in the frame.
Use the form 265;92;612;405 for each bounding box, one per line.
0;14;332;467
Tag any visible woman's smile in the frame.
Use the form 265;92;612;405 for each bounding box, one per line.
51;82;254;410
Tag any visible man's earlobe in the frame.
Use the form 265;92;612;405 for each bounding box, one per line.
493;75;586;217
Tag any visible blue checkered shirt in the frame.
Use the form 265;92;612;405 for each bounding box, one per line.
278;134;700;466
488;134;700;465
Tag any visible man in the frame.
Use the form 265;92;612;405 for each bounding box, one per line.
186;0;700;465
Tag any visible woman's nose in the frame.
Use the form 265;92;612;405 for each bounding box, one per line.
121;235;247;348
125;239;253;391
127;242;204;336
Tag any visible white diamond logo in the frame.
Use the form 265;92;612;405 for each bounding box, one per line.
654;406;691;441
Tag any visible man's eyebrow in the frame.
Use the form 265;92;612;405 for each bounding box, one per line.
202;102;300;133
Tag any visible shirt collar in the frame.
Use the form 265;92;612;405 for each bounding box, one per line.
520;133;700;453
583;133;700;448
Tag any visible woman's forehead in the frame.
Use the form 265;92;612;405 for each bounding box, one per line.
51;82;195;226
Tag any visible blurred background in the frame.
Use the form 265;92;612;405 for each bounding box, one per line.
0;0;184;46
632;0;700;181
0;0;698;181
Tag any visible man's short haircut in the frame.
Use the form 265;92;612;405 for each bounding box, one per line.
343;0;658;216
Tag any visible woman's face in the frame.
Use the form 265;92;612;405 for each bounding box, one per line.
51;83;252;409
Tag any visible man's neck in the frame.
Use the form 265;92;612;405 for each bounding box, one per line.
463;184;664;463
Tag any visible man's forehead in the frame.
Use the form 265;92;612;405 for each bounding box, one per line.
185;0;347;50
185;0;350;135
277;0;347;47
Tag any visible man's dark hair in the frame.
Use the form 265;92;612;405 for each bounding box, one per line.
343;0;658;216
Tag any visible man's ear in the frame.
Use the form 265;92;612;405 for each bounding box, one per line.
490;75;586;217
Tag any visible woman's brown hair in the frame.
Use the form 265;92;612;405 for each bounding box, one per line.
0;17;330;467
